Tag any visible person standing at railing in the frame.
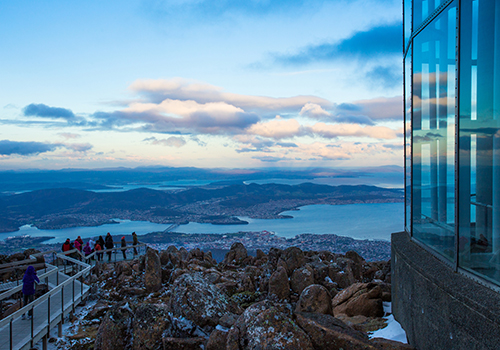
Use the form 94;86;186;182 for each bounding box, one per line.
121;236;127;260
95;242;103;261
98;235;105;250
105;233;114;262
74;236;83;252
21;266;39;320
132;232;138;255
83;241;92;257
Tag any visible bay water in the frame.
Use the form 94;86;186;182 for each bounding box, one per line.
0;202;403;244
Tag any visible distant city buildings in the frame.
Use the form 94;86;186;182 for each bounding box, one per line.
394;0;500;348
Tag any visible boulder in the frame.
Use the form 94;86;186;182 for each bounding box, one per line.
290;265;315;294
295;284;332;315
268;266;290;300
332;283;384;318
95;304;133;350
223;242;248;265
371;338;415;350
295;312;378;350
144;248;162;293
162;337;206;350
227;301;313;350
169;272;241;331
283;247;305;275
133;304;171;350
206;329;228;350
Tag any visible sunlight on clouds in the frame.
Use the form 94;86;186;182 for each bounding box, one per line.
247;116;303;139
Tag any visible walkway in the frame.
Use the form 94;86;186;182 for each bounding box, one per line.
0;243;148;350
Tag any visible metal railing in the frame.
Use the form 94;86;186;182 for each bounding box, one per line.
0;252;92;350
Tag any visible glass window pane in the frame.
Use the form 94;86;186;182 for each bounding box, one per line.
458;0;500;284
405;45;412;233
412;1;457;261
404;0;412;47
414;0;453;29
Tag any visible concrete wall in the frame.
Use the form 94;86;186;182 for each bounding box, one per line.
392;231;500;350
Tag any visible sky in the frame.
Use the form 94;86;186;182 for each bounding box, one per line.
0;0;403;170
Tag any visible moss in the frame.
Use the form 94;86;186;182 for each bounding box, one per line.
231;291;262;308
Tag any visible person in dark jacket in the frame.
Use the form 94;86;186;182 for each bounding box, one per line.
121;236;127;260
22;266;40;319
98;235;105;249
105;233;114;261
132;232;138;255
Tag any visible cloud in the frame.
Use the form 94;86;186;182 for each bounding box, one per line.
144;136;187;148
58;133;81;139
93;98;260;135
247;116;305;139
129;78;332;113
341;96;402;121
252;155;289;162
366;65;401;89
23;103;75;119
22;103;88;126
244;117;399;140
0;140;92;156
299;103;331;119
309;123;399;139
274;23;401;65
63;143;93;152
0;140;59;155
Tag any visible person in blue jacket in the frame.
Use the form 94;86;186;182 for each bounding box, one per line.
22;265;40;319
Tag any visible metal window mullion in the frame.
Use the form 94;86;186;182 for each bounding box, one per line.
454;0;461;272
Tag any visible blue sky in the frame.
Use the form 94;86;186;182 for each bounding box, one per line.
0;0;403;170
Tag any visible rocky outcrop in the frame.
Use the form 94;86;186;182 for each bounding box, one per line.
95;304;133;350
268;266;290;300
223;242;248;265
227;301;314;350
144;248;162;292
332;282;385;318
295;284;333;315
290;264;315;294
6;243;408;350
296;312;379;350
169;272;241;332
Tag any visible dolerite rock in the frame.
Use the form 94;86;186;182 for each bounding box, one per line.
290;264;315;294
206;329;229;350
226;301;313;350
371;338;415;350
162;337;206;350
144;248;162;292
223;242;248;265
95;304;133;350
268;266;290;300
132;304;170;350
283;246;305;276
332;282;384;318
169;272;241;331
295;284;333;315
295;312;379;350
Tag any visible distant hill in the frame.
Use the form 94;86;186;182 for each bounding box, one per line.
0;183;402;233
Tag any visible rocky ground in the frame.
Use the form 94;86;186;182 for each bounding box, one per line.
4;244;413;350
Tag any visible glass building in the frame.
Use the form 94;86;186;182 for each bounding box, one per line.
404;0;500;286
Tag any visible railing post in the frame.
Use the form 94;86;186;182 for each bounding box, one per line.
31;305;34;348
61;285;64;324
72;278;75;313
48;294;51;329
10;317;13;350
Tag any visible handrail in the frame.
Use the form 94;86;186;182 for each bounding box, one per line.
0;258;37;270
0;265;59;301
0;262;92;329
